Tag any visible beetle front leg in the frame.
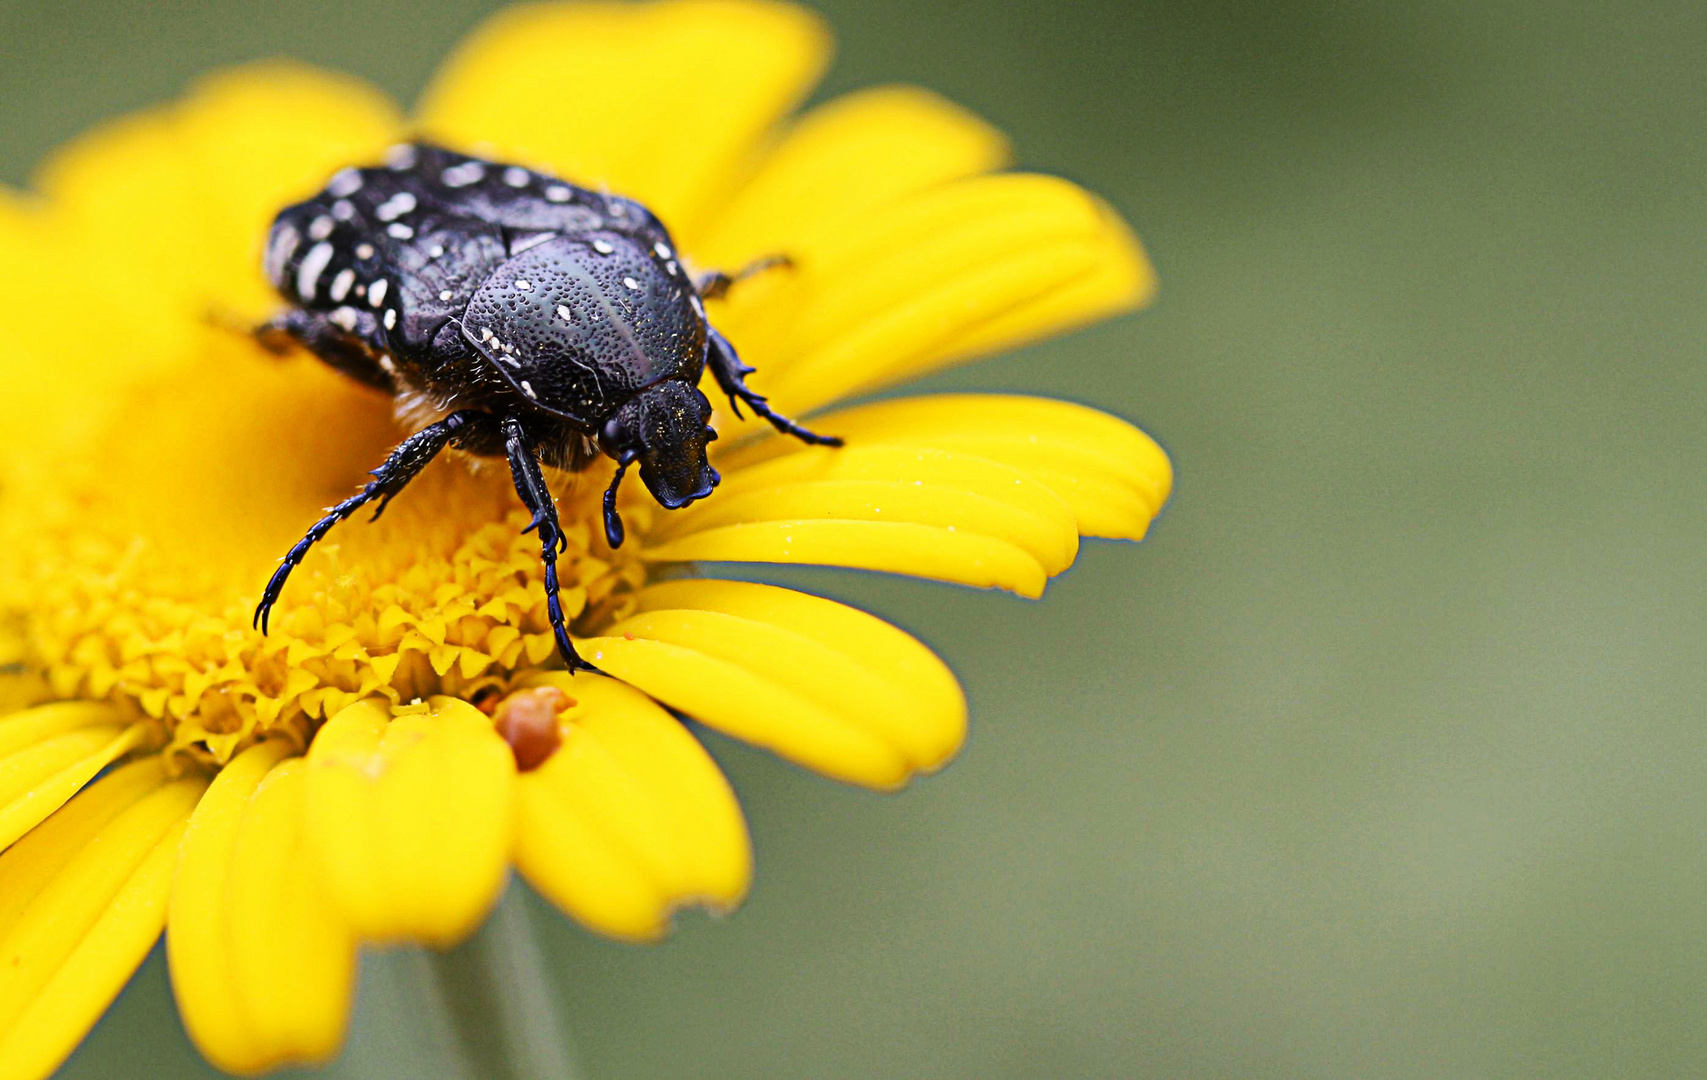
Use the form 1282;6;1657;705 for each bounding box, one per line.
705;327;842;447
501;416;599;674
695;254;793;301
255;410;492;633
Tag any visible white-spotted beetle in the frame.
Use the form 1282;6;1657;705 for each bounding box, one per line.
255;143;838;672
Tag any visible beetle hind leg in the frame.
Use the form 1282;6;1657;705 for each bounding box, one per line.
706;327;842;447
501;416;600;674
252;307;397;393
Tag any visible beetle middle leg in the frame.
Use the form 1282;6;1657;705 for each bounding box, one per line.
705;327;842;447
254;410;492;633
501;416;599;674
695;254;794;301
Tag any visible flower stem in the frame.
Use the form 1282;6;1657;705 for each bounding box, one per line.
424;883;582;1080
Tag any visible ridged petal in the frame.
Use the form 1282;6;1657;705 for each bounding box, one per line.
688;85;1011;264
512;672;750;941
642;445;1078;596
303;698;516;947
715;394;1173;540
713;173;1155;421
580;580;966;788
0;759;206;1080
0;703;151;852
169;744;356;1076
417;0;830;232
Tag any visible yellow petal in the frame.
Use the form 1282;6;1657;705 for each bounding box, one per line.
716;394;1173;539
169;745;356;1076
0;701;124;757
17;64;400;477
38;63;400;335
644;445;1078;596
579;580;965;788
687;84;1011;264
303;697;516;947
713;173;1155;420
0;759;206;1080
512;672;750;941
934;196;1154;370
417;0;830;232
0;715;150;852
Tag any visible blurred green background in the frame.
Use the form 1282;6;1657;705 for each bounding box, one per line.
5;0;1704;1076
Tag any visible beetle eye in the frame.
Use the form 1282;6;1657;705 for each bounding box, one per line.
599;415;630;457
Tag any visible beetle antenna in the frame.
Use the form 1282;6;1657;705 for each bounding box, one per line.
603;451;636;549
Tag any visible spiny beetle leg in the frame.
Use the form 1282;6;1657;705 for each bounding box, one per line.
706;327;842;448
252;307;396;392
502;416;599;674
254;410;490;634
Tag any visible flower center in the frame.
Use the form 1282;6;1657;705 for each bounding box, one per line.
0;338;652;766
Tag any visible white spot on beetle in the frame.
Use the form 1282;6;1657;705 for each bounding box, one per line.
375;191;416;221
368;279;389;307
328;167;363;197
385;144;417;170
665;260;679;275
308;215;335;241
355;243;375;260
429;244;446;259
622;277;642;291
545;185;571;202
263;224;300;285
503;166;531;188
439;289;454;302
556;304;573;322
332;199;356;221
441;162;485;187
653;242;673;260
329;268;355;302
296;242;334;300
378;354;398;373
387;223;414;240
520;379;537;399
514;278;533;292
330;306;358;331
591;239;615;255
478;328;494;342
383;308;398;330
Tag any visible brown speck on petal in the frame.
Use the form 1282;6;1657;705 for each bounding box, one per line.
492;686;574;770
469;684;505;716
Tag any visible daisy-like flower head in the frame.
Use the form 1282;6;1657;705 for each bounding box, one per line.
0;2;1170;1076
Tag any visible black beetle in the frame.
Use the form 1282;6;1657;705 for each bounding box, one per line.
254;142;838;671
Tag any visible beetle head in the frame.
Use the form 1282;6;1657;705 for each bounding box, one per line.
600;380;720;509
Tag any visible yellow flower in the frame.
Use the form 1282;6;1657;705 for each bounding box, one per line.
0;1;1169;1076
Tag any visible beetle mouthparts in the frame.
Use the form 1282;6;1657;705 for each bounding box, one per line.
646;459;720;509
617;380;719;510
